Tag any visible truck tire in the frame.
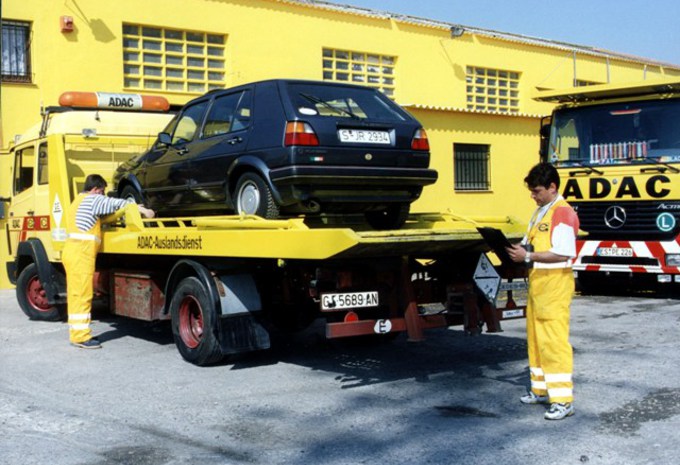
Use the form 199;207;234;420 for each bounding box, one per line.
169;276;224;366
234;172;280;219
16;263;64;321
365;203;410;230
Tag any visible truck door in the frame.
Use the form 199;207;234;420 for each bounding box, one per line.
0;150;13;287
6;143;37;257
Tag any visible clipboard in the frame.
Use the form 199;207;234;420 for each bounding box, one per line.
477;227;520;267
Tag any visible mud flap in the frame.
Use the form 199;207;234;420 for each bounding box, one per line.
215;274;270;355
218;314;271;355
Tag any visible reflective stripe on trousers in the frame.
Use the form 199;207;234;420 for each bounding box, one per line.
526;267;574;403
62;238;97;344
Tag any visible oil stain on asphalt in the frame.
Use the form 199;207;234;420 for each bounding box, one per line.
599;388;680;435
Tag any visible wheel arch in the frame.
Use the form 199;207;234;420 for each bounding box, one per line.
163;259;221;316
225;156;282;207
14;238;65;305
116;173;145;198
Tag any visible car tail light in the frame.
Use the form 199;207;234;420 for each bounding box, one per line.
285;121;319;146
411;128;430;151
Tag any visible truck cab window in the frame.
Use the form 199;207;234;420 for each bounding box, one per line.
13;146;35;194
38;142;49;185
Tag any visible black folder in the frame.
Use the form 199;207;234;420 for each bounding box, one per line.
477;227;520;267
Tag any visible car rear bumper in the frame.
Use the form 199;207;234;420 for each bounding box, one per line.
269;165;438;206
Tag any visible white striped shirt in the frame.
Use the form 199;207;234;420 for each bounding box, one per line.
75;194;131;232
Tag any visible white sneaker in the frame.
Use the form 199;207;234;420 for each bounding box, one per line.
520;391;549;404
544;402;574;420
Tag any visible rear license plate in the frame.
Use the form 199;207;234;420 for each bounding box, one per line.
597;247;634;257
337;129;390;144
321;291;379;310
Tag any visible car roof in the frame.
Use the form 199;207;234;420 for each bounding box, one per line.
184;79;380;107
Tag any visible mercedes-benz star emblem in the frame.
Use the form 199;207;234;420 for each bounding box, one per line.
604;205;627;229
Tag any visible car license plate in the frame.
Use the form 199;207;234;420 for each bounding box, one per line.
321;291;379;310
597;247;634;257
337;129;390;144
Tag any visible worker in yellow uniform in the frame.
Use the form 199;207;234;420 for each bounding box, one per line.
63;174;155;349
506;163;579;420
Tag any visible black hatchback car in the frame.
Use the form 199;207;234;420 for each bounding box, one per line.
112;79;437;229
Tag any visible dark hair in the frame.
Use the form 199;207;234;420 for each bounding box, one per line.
524;162;560;189
83;174;107;192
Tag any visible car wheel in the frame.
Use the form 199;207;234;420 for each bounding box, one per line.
120;185;143;204
234;172;280;219
365;203;410;230
170;277;224;366
16;263;64;321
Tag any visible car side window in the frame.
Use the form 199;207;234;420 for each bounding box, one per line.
203;90;252;138
171;100;209;145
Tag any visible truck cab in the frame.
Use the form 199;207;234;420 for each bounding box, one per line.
2;92;173;316
536;79;680;291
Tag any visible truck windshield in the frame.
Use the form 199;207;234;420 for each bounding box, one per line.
549;98;680;167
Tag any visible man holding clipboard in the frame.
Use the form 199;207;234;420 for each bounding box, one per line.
505;163;579;421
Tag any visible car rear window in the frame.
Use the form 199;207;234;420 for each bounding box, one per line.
286;83;407;122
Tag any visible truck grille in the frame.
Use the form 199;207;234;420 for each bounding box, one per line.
572;201;680;240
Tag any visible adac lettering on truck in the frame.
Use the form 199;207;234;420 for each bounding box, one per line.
562;174;676;201
97;92;143;110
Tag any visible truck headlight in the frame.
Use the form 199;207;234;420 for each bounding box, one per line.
666;254;680;267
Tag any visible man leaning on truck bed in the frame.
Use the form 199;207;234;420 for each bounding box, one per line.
63;174;155;349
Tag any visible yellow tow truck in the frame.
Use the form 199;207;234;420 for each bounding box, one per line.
1;92;527;365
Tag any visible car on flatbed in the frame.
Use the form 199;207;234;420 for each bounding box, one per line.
112;79;437;229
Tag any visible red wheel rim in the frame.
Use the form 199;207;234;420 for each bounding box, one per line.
178;295;204;349
26;276;53;313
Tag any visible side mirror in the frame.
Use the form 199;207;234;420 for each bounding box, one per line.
157;132;172;146
539;122;552;161
540;123;551;138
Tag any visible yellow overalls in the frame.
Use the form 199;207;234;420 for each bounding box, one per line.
526;198;575;404
62;194;102;344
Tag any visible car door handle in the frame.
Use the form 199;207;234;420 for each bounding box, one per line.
227;137;243;145
176;147;189;155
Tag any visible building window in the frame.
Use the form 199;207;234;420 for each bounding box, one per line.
1;20;31;83
322;48;395;98
454;143;490;191
122;24;226;94
465;66;520;113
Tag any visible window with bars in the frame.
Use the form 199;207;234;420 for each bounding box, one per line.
122;24;226;94
454;143;490;191
322;48;395;98
465;66;520;113
1;20;31;83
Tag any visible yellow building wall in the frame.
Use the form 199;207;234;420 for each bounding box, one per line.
2;0;679;262
3;0;680;145
411;109;540;220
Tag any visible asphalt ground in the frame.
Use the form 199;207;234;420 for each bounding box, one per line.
1;289;680;465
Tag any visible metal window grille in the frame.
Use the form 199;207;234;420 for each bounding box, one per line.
454;143;490;191
465;66;520;113
122;24;226;93
322;48;396;98
1;20;32;83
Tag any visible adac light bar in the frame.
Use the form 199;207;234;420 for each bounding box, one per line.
58;91;170;112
